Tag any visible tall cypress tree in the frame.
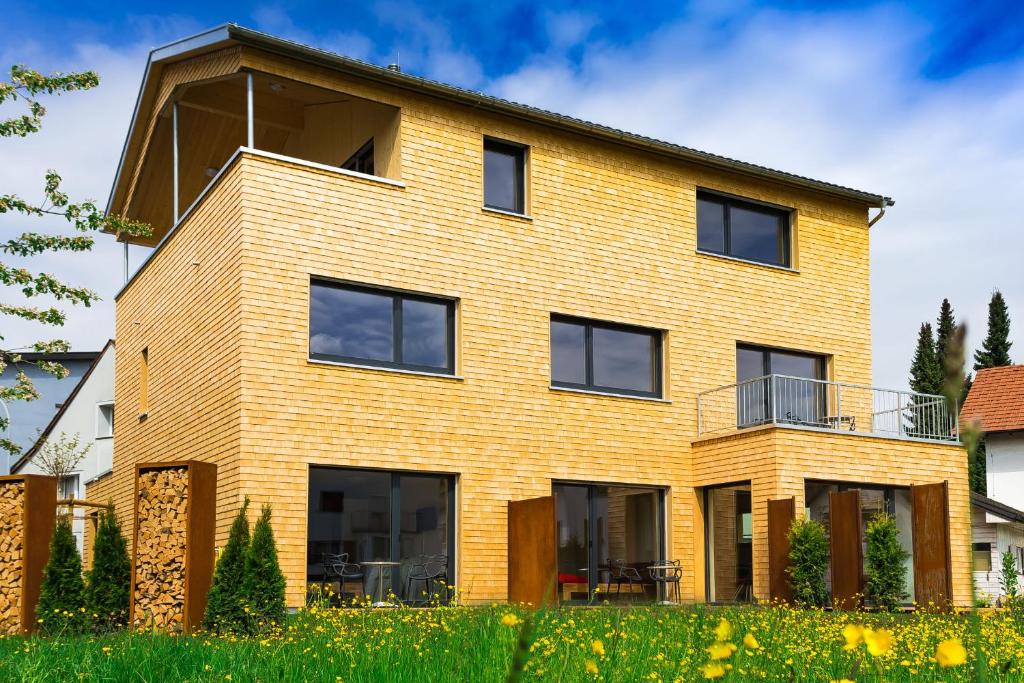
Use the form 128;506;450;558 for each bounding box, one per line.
37;515;86;634
974;290;1013;370
242;504;286;633
935;299;956;369
85;503;131;631
203;497;250;633
909;323;942;395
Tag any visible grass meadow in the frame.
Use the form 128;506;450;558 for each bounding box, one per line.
0;603;1022;681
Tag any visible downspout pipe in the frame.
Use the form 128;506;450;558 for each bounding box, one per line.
868;198;894;227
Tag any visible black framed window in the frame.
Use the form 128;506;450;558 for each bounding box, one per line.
551;315;662;398
484;138;526;214
310;279;455;374
697;190;792;267
341;139;374;175
736;344;826;427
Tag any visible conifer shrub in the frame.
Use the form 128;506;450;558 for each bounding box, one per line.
85;503;131;631
242;503;286;633
37;515;86;634
864;512;909;611
202;497;250;633
787;517;829;608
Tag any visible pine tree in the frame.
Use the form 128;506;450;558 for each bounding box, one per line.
909;322;942;395
970;440;987;495
85;503;131;631
203;497;250;633
241;504;286;633
864;512;909;611
37;515;86;634
974;290;1013;370
935;299;957;367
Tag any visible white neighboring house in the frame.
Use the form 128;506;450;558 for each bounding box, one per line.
961;364;1024;602
12;340;115;554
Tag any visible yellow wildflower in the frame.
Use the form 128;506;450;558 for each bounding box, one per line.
707;642;738;660
935;639;967;667
714;618;733;641
501;613;521;627
702;662;726;679
585;660;599;675
592;640;606;657
864;628;893;656
743;633;761;650
841;624;864;650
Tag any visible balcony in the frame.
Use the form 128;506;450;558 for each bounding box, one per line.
696;375;958;443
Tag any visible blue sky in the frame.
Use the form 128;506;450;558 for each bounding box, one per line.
2;0;1023;389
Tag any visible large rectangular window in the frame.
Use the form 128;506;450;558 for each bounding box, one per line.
697;191;792;267
484;138;526;214
307;467;455;604
551;315;662;398
310;279;455;374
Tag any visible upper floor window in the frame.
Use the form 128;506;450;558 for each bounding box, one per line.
96;402;114;439
484;138;526;214
342;138;374;175
697;191;792;268
310;279;455;374
551;315;662;398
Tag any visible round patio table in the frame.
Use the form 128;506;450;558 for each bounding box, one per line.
361;560;401;607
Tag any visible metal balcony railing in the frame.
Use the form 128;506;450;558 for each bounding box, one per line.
696;374;959;442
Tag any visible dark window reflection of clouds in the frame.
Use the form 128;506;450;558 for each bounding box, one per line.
551;320;587;384
402;299;448;368
310;284;394;362
592;327;653;392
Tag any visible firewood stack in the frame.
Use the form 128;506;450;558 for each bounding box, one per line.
0;482;25;635
132;467;188;632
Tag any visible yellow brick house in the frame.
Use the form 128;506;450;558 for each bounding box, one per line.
97;24;970;609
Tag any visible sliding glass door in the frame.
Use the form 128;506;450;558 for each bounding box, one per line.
736;345;827;428
704;483;754;603
554;483;664;603
307;467;455;602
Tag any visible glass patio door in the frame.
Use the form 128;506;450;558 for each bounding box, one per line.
705;483;754;603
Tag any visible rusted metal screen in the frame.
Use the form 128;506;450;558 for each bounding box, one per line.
912;481;952;609
767;497;795;602
829;489;863;610
507;496;557;606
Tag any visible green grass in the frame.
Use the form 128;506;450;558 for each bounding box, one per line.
1;604;1021;682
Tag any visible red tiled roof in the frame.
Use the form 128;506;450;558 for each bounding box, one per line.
960;365;1024;433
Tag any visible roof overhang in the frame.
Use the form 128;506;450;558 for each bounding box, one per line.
971;491;1024;525
106;23;894;226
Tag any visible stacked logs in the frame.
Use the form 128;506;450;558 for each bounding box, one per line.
133;467;188;632
0;482;25;635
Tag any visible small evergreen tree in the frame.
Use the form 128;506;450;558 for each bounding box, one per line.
974;290;1013;370
909;322;942;395
203;497;250;633
864;512;909;611
787;517;829;608
1001;549;1020;598
37;515;86;634
935;299;957;369
241;504;286;633
85;503;131;631
970;440;987;495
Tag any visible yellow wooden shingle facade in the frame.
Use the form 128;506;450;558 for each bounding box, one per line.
97;26;970;608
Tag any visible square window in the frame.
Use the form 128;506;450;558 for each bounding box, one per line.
484;138;526;214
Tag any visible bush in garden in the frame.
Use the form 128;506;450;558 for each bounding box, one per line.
85;503;131;631
37;515;86;634
1001;549;1019;599
241;503;286;632
787;517;829;608
864;512;909;611
203;497;250;633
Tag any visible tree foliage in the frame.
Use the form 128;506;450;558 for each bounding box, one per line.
1001;549;1020;599
0;64;150;458
203;498;250;633
35;430;91;481
909;322;942;396
974;290;1013;370
864;512;909;611
37;515;86;634
85;503;131;631
786;517;829;608
241;504;286;632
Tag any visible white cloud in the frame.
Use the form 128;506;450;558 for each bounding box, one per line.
489;7;1024;389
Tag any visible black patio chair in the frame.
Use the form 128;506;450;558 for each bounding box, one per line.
322;552;364;604
405;554;449;605
607;558;644;602
649;559;682;603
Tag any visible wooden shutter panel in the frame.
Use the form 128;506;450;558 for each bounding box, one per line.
829;489;863;610
767;497;795;602
507;496;557;606
912;481;953;610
